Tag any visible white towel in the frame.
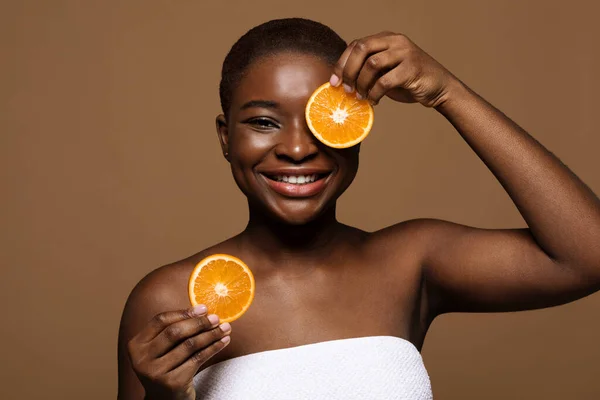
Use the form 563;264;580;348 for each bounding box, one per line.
193;335;432;399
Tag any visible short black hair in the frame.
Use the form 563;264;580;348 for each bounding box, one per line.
219;18;347;118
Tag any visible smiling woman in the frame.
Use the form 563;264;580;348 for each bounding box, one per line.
117;18;600;400
219;51;358;225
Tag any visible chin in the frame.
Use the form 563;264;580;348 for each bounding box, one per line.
264;199;331;226
277;212;320;226
272;206;324;226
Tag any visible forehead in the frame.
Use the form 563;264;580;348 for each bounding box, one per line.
232;52;332;108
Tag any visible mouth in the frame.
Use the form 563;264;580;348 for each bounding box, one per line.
263;173;329;184
258;171;332;198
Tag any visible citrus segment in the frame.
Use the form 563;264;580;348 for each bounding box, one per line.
188;254;255;323
306;82;374;148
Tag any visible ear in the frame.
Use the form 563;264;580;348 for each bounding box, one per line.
215;114;230;161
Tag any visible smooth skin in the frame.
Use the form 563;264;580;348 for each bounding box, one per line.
118;32;600;400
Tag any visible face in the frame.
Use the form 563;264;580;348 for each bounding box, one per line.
216;52;359;225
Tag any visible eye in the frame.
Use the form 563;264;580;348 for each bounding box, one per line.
246;117;279;130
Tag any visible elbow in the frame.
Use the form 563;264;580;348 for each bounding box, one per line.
560;258;600;287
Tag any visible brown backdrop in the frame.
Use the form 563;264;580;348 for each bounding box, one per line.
2;1;599;399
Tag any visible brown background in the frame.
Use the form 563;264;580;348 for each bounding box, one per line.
2;0;599;399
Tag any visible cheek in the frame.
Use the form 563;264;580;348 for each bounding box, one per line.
230;129;274;162
228;131;273;192
337;150;360;188
229;158;254;200
338;148;360;173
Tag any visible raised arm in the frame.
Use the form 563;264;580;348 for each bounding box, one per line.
331;31;600;315
423;77;600;314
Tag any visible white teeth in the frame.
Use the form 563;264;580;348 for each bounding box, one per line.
270;174;321;185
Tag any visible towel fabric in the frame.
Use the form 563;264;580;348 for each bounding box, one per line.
193;335;432;399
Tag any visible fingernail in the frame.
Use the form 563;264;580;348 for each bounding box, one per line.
192;304;207;315
343;83;353;93
207;314;219;326
330;74;340;87
220;322;231;333
356;92;364;100
221;336;231;344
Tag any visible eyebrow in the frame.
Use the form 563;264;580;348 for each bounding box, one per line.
240;100;280;111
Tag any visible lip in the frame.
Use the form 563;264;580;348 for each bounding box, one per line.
259;171;332;198
257;167;333;176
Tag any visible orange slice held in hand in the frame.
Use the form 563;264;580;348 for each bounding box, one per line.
305;82;374;149
188;254;255;323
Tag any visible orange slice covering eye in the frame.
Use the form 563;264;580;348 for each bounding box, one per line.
188;254;255;323
305;82;374;148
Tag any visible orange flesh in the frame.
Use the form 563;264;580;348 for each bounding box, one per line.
189;255;255;323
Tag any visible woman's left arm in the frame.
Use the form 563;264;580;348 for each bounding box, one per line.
332;32;600;314
436;75;600;272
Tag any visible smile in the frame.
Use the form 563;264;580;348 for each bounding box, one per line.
259;172;332;197
269;174;327;184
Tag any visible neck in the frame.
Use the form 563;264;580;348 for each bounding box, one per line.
240;204;350;263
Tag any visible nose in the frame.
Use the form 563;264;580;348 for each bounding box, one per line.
274;119;319;163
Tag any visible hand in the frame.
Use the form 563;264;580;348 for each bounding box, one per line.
331;31;459;108
127;305;232;400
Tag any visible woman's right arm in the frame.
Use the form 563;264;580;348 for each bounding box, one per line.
117;268;232;400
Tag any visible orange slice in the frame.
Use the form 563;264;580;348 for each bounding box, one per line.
305;82;374;148
188;254;255;323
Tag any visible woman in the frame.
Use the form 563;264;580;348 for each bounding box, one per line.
117;18;600;399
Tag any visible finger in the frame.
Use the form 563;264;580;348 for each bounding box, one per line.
148;313;221;358
330;41;357;87
136;305;208;343
355;48;405;100
167;331;232;381
367;64;417;105
331;32;391;88
160;322;232;372
336;34;393;92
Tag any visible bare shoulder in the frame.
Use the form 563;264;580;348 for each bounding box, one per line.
118;239;239;343
356;218;454;293
119;257;194;333
365;217;472;284
116;241;238;398
369;218;452;258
